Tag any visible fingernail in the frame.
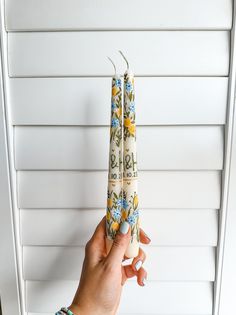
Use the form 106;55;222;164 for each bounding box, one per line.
142;275;147;286
119;221;130;234
144;232;151;242
135;260;142;271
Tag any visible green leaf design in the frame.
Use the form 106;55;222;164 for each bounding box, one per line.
129;93;133;102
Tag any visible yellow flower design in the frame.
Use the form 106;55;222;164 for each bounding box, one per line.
124;118;132;128
106;211;111;221
122;211;128;220
128;124;136;136
111;221;120;231
112;86;118;97
133;195;138;209
107;198;112;208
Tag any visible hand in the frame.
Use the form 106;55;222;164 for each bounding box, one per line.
68;215;151;315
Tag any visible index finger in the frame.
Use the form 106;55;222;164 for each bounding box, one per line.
139;228;151;244
89;215;106;244
85;216;107;261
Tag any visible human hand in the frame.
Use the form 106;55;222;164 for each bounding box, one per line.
68;215;151;315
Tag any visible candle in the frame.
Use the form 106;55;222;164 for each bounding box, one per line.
106;59;123;249
105;54;140;259
122;60;140;258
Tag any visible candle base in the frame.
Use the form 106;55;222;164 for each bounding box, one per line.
106;237;139;258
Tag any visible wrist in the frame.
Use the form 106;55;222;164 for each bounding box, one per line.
68;303;86;315
68;303;114;315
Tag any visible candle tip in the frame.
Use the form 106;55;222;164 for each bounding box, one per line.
118;50;129;71
107;56;117;76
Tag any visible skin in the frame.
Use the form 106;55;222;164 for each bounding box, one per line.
68;215;151;315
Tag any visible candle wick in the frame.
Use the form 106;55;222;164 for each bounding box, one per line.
118;50;129;71
107;56;117;76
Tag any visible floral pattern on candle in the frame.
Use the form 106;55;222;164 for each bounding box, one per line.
110;77;123;148
106;76;123;240
106;70;140;251
122;187;140;240
124;75;136;141
106;187;123;239
122;71;140;243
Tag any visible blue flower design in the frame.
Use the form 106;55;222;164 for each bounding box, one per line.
127;215;136;226
133;210;139;218
111;209;121;221
115;79;121;87
129;102;135;112
111;118;119;127
126;82;133;92
111;102;116;110
117;198;122;209
122;198;128;209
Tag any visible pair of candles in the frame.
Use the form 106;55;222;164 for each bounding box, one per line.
105;51;139;258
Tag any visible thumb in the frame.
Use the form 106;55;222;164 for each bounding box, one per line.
106;221;131;265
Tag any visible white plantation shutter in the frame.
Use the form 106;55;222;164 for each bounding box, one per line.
0;1;236;315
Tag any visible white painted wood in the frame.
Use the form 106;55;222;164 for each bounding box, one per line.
0;28;21;315
0;1;23;314
8;31;229;77
214;2;236;313
26;281;213;314
15;126;224;171
9;77;228;125
17;171;221;209
5;0;232;31
23;246;215;281
218;213;236;314
20;209;218;246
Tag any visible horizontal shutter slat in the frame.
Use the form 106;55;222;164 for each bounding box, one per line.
15;126;224;170
23;246;215;281
26;281;213;314
10;77;228;125
20;209;218;246
5;0;232;31
17;171;221;209
8;31;229;76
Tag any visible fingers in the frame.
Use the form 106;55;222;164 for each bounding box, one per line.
89;215;106;243
123;265;147;287
85;216;107;263
139;228;151;244
123;264;136;279
105;221;131;265
121;264;135;286
137;266;147;286
132;247;146;272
